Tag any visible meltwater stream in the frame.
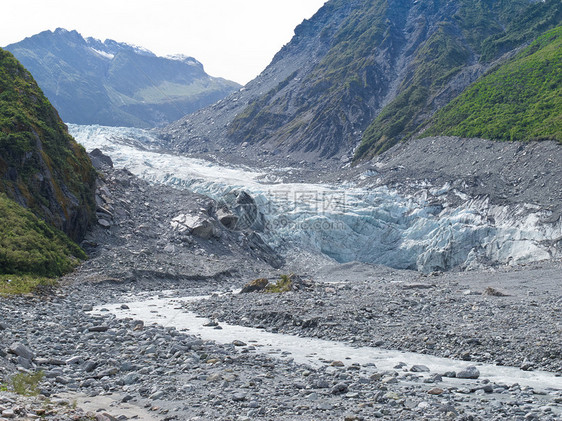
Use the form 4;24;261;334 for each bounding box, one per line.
94;292;562;393
70;124;561;272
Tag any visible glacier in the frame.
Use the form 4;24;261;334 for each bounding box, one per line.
69;124;562;272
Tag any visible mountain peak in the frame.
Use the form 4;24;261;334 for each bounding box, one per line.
5;29;240;128
162;0;561;163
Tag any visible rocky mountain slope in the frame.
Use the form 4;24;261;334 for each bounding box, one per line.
0;48;96;241
5;29;240;128
0;48;95;276
162;0;561;163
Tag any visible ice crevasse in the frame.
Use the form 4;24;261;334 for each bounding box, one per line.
70;124;561;272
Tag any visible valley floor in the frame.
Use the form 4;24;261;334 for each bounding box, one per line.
1;135;561;420
0;261;561;420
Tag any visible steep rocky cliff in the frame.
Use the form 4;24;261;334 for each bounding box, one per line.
0;48;96;242
161;0;561;163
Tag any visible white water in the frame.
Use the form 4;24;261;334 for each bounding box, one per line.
94;292;562;392
70;124;562;272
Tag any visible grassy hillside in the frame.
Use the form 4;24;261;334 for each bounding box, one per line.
0;48;96;240
355;0;562;159
423;25;562;142
0;193;85;278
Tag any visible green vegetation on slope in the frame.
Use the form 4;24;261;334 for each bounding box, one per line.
356;19;473;157
0;193;86;278
355;0;562;160
424;26;562;143
0;47;96;239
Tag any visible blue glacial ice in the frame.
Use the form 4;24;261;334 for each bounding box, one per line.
69;124;561;272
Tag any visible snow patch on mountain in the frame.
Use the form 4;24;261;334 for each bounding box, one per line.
90;48;114;60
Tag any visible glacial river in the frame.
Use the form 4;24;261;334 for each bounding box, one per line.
93;290;562;394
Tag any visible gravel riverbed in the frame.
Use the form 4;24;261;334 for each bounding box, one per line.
188;261;562;373
1;265;561;420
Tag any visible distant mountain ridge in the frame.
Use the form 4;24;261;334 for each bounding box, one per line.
5;28;240;128
161;0;561;163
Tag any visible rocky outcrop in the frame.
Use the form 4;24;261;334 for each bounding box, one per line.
0;48;96;241
75;166;284;284
171;214;219;240
240;278;269;293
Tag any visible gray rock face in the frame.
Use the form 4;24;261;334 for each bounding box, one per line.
0;50;96;242
160;0;552;164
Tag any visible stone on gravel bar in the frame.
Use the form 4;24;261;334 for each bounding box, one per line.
456;366;480;379
331;383;348;395
98;218;111;228
88;325;109;332
240;278;269;293
8;342;34;360
410;365;430;372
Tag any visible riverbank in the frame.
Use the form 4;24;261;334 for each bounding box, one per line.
188;260;562;372
1;265;561;420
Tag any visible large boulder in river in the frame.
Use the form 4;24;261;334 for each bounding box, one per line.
456;366;480;379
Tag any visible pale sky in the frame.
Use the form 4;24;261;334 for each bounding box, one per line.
1;0;327;85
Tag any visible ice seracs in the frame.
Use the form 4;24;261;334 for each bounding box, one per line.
69;124;562;273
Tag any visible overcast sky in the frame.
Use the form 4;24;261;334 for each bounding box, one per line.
1;0;327;85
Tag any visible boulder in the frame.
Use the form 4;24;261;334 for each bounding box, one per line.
456;366;480;379
8;342;34;360
170;214;218;239
216;208;238;230
240;278;269;293
89;148;114;169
